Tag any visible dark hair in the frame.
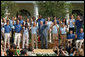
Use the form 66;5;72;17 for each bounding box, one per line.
17;19;19;21
10;44;16;49
20;49;27;55
6;49;14;56
7;20;9;22
53;16;56;18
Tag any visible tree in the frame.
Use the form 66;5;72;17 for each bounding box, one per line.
1;1;19;18
37;1;73;19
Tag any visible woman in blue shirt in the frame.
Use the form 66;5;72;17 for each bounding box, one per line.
76;28;84;49
30;22;38;50
51;20;59;47
68;15;75;34
60;23;68;47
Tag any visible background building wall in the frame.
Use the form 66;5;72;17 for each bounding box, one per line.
16;3;34;17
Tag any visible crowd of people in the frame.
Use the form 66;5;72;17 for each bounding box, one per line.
1;14;84;56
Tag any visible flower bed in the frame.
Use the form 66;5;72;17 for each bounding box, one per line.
33;49;56;56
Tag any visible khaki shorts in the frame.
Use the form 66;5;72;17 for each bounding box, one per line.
53;33;58;40
61;34;66;39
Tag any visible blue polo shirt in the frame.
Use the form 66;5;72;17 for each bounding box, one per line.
9;20;16;28
77;32;84;40
67;34;75;39
4;25;11;33
31;26;38;34
75;20;82;29
14;24;22;33
19;20;23;25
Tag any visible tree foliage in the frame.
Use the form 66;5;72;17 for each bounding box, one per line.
1;1;18;17
37;1;73;19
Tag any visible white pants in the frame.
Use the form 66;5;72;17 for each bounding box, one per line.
76;39;84;49
22;34;29;49
67;39;73;43
14;33;21;48
67;39;73;47
4;33;10;49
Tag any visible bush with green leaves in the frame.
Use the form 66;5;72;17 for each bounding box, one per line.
37;1;73;19
1;1;19;18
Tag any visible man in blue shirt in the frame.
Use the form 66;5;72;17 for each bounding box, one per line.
67;30;75;46
4;20;11;49
75;16;83;35
76;28;84;49
14;19;22;48
39;21;49;49
38;21;45;49
42;21;49;49
67;31;75;40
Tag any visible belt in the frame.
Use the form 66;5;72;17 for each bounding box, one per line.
61;34;66;35
15;32;20;33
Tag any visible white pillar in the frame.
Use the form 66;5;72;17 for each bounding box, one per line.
66;1;70;25
66;8;69;24
34;2;39;20
66;8;69;31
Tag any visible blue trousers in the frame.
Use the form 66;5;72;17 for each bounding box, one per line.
41;34;48;49
76;28;80;35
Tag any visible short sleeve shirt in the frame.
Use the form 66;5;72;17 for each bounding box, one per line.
69;19;75;28
60;26;66;34
77;32;84;40
31;26;38;34
67;34;75;39
47;21;52;29
52;24;59;34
